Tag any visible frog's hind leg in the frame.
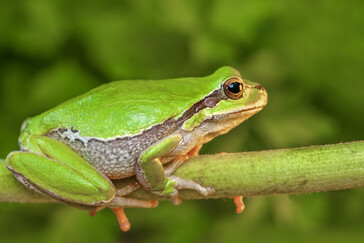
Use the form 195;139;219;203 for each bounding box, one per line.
6;136;115;210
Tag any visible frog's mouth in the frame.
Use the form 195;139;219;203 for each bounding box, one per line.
214;106;264;123
232;105;265;115
210;105;265;125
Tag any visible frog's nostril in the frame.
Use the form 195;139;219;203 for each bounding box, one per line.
254;85;263;91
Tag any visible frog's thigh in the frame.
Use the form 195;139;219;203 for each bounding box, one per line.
136;135;182;192
6;136;115;207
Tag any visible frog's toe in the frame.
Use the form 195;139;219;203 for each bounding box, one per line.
169;175;215;196
233;196;245;214
111;208;130;232
170;190;182;205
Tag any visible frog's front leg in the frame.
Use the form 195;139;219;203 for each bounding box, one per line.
6;136;116;210
136;135;215;204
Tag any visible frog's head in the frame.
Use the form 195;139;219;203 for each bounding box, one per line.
181;66;268;141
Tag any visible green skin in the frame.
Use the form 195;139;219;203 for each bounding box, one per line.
6;66;267;211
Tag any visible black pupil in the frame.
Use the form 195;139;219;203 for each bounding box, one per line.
228;82;243;93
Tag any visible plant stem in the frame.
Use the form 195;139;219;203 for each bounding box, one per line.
1;141;363;204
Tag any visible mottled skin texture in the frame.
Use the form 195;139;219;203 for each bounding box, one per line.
46;120;178;179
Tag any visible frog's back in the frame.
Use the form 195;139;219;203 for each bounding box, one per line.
22;67;235;140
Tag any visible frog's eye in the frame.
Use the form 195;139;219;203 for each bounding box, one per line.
223;78;244;100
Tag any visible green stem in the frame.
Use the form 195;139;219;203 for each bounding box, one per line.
1;141;363;204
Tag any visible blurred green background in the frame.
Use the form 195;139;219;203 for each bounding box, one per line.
0;0;363;242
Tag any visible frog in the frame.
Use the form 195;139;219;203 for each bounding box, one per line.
6;66;267;231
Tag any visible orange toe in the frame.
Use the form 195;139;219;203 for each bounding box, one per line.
233;196;245;214
111;208;131;232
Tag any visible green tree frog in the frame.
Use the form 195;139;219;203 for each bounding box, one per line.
6;66;267;231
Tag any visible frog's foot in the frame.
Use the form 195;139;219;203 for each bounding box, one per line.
89;182;157;231
233;196;245;214
160;175;215;205
170;175;215;196
109;197;158;231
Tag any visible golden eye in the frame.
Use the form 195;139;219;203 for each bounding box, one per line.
223;78;244;100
